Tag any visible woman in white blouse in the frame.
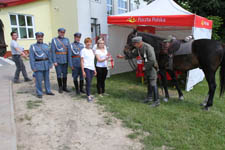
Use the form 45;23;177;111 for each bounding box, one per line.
95;39;109;96
81;37;97;102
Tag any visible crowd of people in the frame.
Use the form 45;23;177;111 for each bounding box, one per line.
11;27;163;107
10;28;110;102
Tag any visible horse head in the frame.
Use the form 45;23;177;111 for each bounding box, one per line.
124;29;138;57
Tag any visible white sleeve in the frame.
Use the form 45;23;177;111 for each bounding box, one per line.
80;49;85;58
95;50;100;55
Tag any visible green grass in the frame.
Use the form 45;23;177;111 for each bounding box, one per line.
93;71;225;150
26;100;43;109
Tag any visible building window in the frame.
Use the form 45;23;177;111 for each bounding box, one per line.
107;0;113;15
118;0;127;14
9;14;35;39
130;0;138;11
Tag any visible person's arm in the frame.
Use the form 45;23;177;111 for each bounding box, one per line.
47;45;53;69
117;48;138;59
95;51;108;62
81;57;86;78
12;41;26;57
29;45;36;72
67;42;73;69
80;50;86;78
51;39;57;66
145;46;158;70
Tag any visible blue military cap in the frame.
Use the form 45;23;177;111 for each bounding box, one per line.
58;28;66;32
35;32;44;37
74;32;82;37
132;36;142;43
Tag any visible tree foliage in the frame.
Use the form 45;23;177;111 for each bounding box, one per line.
143;0;225;41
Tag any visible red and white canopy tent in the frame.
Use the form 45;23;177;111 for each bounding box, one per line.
107;0;213;91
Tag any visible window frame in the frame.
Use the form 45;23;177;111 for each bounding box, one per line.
117;0;128;14
9;13;35;40
107;0;113;16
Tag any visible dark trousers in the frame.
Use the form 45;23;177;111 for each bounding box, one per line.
35;70;51;96
12;55;28;81
55;63;68;78
84;68;94;96
96;67;108;94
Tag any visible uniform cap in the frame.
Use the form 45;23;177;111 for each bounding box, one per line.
163;35;175;42
58;28;66;32
35;32;44;37
74;32;82;37
132;36;142;43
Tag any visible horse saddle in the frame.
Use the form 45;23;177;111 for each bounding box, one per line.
173;40;193;56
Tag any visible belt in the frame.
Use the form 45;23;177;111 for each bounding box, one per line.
56;52;67;55
35;58;48;61
72;55;80;58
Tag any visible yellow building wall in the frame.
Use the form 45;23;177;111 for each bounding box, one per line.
49;0;78;42
0;0;53;51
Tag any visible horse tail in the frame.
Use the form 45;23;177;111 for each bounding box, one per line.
219;44;225;97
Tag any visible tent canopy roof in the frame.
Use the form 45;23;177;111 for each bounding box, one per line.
108;0;212;29
116;0;192;16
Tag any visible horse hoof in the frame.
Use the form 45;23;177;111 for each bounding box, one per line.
202;106;210;111
200;103;207;107
179;96;184;101
163;98;168;102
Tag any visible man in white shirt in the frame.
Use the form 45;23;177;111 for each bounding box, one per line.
10;31;31;83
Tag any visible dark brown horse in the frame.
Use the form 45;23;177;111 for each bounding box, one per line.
125;30;225;110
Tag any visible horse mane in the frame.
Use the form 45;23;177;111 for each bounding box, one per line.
136;32;165;55
137;32;165;41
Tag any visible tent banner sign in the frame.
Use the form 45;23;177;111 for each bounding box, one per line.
108;15;212;29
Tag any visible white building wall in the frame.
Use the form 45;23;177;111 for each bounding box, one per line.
90;0;108;35
76;0;92;44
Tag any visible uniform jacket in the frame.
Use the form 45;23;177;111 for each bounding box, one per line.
69;42;84;68
126;42;158;78
29;43;52;71
51;37;72;65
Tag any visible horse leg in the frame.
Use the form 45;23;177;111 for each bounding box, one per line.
203;71;217;110
167;70;184;100
200;93;209;106
159;69;169;102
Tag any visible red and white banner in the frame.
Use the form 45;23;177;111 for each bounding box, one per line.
108;15;212;29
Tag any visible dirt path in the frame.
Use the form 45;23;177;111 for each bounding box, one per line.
13;70;143;150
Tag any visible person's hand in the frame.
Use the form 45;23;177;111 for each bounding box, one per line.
94;70;97;76
117;54;124;59
105;56;109;60
33;70;37;72
82;71;86;78
54;63;58;66
71;66;74;70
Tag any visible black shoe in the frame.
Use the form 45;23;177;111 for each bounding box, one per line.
25;78;32;82
57;78;63;94
151;100;160;107
80;89;85;94
14;80;21;83
63;77;70;92
37;95;42;98
59;87;63;93
46;92;55;95
63;88;70;93
144;97;153;103
73;80;80;95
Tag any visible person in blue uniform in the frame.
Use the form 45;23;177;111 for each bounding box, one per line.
51;28;72;93
29;32;55;98
69;32;85;95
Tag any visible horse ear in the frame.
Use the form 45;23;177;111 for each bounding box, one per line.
133;29;138;35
